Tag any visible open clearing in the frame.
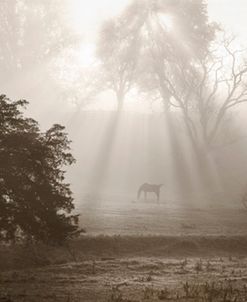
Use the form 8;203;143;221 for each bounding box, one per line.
78;200;247;236
1;203;247;301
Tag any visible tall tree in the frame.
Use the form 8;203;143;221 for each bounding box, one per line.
140;30;247;149
96;1;143;110
135;0;217;144
0;95;81;244
96;0;216;114
0;0;76;86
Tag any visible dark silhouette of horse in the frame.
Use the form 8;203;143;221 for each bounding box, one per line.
137;183;163;202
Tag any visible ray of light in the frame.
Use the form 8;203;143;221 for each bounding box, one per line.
158;13;174;32
84;110;124;205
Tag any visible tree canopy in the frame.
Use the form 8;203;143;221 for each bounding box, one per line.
96;0;216;111
96;0;247;151
0;95;81;244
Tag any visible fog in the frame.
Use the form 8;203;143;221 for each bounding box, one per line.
2;0;247;211
4;3;247;300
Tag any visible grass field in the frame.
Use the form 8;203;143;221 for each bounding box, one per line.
1;202;247;302
77;199;247;236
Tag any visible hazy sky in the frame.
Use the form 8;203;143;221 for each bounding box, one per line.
64;0;247;69
9;0;247;122
208;0;246;37
67;0;247;41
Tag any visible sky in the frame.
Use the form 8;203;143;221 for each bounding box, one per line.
18;0;247;127
4;0;246;126
208;0;247;38
66;0;130;41
66;0;247;42
64;0;247;71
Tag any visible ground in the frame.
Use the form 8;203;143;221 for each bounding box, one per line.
1;201;247;301
2;250;247;301
78;199;247;236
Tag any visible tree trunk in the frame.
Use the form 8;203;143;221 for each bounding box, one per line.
116;91;124;111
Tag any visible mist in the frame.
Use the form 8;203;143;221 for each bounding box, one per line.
3;1;247;300
1;0;247;212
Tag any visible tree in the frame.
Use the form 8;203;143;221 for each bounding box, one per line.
203;37;247;147
0;0;77;87
96;0;217;114
134;0;218;145
141;33;247;149
130;1;247;151
96;1;142;110
0;95;81;244
113;0;247;151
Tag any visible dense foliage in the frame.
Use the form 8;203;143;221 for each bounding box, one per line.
0;95;80;244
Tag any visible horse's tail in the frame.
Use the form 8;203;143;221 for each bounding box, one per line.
137;186;143;199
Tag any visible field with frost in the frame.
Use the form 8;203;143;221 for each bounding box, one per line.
1;200;247;302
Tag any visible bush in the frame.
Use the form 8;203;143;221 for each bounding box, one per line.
0;95;82;244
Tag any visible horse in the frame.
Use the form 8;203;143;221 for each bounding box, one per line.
137;183;163;202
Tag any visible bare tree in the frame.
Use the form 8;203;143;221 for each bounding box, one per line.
206;38;247;146
143;35;247;149
59;66;101;112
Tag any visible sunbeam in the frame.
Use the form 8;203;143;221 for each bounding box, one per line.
3;2;247;297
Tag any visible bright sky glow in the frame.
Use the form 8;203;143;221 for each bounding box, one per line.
77;43;96;67
66;0;247;41
65;0;247;77
158;13;174;32
208;0;247;39
66;0;130;40
61;0;247;112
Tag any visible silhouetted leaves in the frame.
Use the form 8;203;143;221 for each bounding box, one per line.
0;95;81;244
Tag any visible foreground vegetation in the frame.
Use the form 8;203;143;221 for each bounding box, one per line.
1;235;247;301
1;254;247;301
0;95;81;244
